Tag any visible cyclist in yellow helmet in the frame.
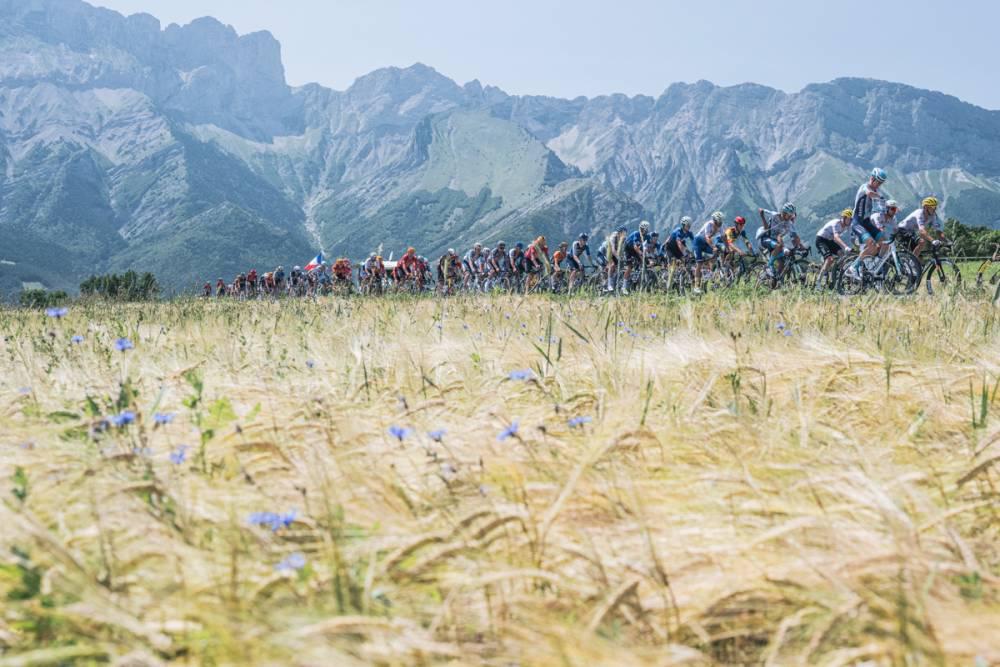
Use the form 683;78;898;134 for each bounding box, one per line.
815;208;854;286
898;196;946;256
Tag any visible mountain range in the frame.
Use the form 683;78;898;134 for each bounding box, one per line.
3;0;1000;295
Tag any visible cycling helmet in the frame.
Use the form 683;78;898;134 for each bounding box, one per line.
680;216;692;228
734;216;746;226
474;242;482;250
419;256;427;262
406;247;415;255
841;208;854;219
369;252;376;259
885;199;899;210
650;231;660;238
447;248;456;255
536;236;546;245
871;167;888;183
578;233;589;240
781;203;796;216
639;220;651;233
711;211;724;224
616;225;627;233
497;240;506;247
515;242;524;250
293;266;300;271
922;196;939;208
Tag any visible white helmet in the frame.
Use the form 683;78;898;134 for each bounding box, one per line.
680;216;692;228
294;266;301;271
711;211;724;224
639;220;651;233
885;199;899;210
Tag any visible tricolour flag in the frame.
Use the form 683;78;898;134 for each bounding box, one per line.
304;253;324;272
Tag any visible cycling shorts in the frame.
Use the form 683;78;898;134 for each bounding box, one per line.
692;236;714;261
567;256;583;271
852;218;882;244
815;237;841;259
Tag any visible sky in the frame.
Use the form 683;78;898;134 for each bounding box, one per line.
92;0;1000;110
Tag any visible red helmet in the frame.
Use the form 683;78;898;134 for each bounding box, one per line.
734;216;746;226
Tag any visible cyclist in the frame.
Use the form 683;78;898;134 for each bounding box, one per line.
436;249;460;294
274;266;286;292
463;243;485;289
815;209;853;286
601;225;628;293
621;221;652;293
898;196;946;257
524;236;550;290
871;199;900;244
489;242;510;286
247;268;258;295
202;281;212;298
397;247;424;289
693;212;724;291
362;254;385;292
644;232;661;265
721;216;752;258
508;242;526;283
551;241;569;289
568;233;591;290
664;218;694;263
332;257;353;285
758;204;804;276
847;168;890;276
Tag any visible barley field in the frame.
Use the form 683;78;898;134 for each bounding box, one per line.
1;294;999;666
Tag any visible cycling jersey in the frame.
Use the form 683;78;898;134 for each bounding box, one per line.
852;183;888;224
524;243;549;264
571;240;591;260
463;250;483;271
398;254;420;272
760;211;799;245
817;218;850;241
899;208;943;234
697;220;720;240
722;226;748;246
490;248;509;272
508;249;525;271
552;249;568;268
624;230;646;249
870;210;897;237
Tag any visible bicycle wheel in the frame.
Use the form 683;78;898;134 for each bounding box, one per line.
927;259;962;294
836;261;867;296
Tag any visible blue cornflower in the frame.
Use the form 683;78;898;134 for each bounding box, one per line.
428;429;447;442
248;510;297;532
46;307;68;319
617;321;625;327
114;337;134;352
775;322;786;331
508;369;534;381
497;421;519;441
71;335;85;344
153;412;174;425
568;416;593;428
783;329;793;337
169;445;189;465
462;324;470;330
110;410;136;427
275;552;307;572
18;387;31;395
306;359;315;369
650;313;658;319
388;425;413;441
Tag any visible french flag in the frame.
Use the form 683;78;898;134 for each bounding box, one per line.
304;253;324;272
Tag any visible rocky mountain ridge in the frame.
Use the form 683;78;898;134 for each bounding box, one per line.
2;0;999;294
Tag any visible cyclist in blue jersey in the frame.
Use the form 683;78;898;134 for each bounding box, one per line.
664;218;694;261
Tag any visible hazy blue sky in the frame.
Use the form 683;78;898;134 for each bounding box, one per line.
93;0;1000;109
